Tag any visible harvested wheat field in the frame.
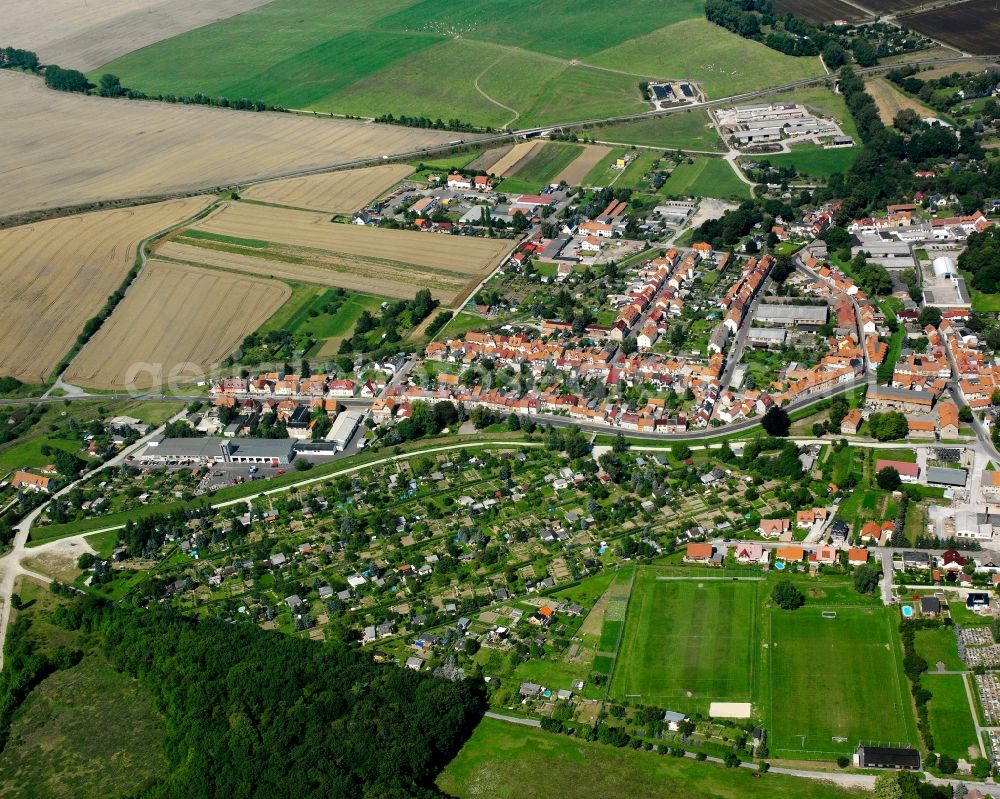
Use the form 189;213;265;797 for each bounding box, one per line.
165;201;513;303
0;72;468;218
0;196;212;384
65;261;288;389
491;142;545;177
5;0;274;71
866;78;935;125
556;145;613;186
243;164;412;214
467;146;514;173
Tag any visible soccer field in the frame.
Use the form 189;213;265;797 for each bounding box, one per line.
609;573;759;712
767;606;918;758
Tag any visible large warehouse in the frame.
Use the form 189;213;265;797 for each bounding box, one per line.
142;437;297;465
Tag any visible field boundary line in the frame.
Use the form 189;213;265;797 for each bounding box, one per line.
604;564;638;701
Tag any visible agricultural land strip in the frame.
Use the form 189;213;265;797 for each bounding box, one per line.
0;197;212;384
0;71;465;218
160;201;513;303
64;261;289;389
555;146;613;186
242;164;413;214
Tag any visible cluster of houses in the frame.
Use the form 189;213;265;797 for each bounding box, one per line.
211;373;374;400
683;541;870;568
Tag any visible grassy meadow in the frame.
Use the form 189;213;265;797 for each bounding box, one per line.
436;717;868;799
595;111;725;151
96;0;825;128
662;158;751;200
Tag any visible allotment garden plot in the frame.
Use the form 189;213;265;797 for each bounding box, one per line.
767;606;917;758
609;571;759;712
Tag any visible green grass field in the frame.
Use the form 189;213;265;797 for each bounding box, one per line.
595;111;725;152
94;0;821;128
94;0;691;127
609;573;758;712
500;142;585;194
0;653;167;799
437;717;867;799
752;146;859;180
923;674;979;762
662;158;750;200
614;151;661;190
768;606;918;758
586;18;825;98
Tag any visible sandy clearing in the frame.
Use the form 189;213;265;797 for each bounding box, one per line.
467;146;514;173
491;142;544;177
65;261;288;389
154;242;467;301
242;164;413;214
4;0;274;71
0;72;467;218
555;145;613;186
0;197;212;384
192;202;513;276
865;78;936;125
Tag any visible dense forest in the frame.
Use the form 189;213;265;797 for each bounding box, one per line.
41;597;486;799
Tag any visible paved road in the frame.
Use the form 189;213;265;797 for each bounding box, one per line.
484;711;541;728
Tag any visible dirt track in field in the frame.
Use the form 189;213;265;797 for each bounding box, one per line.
865;78;936;125
65;260;289;389
0;197;212;383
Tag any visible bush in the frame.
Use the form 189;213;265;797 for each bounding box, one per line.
836;755;850;768
938;754;958;774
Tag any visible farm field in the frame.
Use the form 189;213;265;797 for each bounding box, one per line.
753;146;859;180
772;0;871;22
595;111;725;152
853;0;933;11
609;572;758;712
0;651;167;799
436;717;866;799
466;146;513;173
767;606;918;758
492;142;545;178
5;0;273;71
242;164;412;214
662;158;751;201
904;1;1000;56
866;77;936;126
0;196;211;384
923;674;979;762
259;286;385;358
0;71;463;218
160;201;512;303
555;145;613;186
585;19;826;99
65;260;289;389
500;143;585;194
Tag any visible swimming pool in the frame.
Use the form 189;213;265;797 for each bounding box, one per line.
901;605;914;618
774;560;786;570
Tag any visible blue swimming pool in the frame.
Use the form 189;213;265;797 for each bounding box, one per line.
774;560;785;570
901;605;914;618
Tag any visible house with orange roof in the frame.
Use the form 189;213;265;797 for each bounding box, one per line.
759;518;790;538
907;419;935;439
11;471;52;493
937;400;959;437
840;407;862;435
848;548;869;566
684;543;715;563
776;545;805;562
